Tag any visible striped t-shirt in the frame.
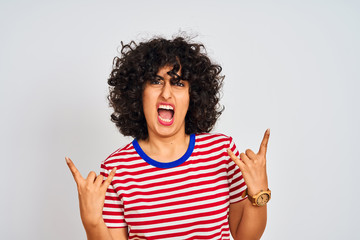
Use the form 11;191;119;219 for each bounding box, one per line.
101;133;247;239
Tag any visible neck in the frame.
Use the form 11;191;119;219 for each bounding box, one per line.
138;131;191;163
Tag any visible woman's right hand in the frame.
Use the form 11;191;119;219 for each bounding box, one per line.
66;157;116;230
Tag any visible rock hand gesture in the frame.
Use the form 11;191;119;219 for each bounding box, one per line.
227;129;270;197
66;157;116;231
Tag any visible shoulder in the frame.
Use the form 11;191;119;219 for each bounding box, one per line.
193;133;236;155
195;132;233;146
101;141;136;167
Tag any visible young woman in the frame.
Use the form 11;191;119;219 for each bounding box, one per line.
66;36;270;240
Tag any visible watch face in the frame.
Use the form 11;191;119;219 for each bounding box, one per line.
256;193;270;206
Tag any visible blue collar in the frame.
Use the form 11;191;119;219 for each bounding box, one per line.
132;134;195;168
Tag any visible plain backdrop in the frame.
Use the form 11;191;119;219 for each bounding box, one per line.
1;0;359;239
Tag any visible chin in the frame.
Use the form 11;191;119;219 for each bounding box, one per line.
152;122;185;137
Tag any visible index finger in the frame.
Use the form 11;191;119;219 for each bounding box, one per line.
258;129;270;156
65;157;84;183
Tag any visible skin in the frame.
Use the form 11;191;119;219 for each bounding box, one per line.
137;65;191;162
65;157;128;240
228;129;270;240
66;65;270;240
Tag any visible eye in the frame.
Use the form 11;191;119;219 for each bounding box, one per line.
174;81;184;87
150;78;162;85
171;79;186;87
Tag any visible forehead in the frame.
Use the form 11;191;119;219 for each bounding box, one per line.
157;66;173;75
156;65;181;77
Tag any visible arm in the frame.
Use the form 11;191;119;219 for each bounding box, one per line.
66;157;128;240
229;198;267;240
227;129;270;240
84;221;128;240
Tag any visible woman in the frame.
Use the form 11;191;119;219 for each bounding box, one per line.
66;36;270;240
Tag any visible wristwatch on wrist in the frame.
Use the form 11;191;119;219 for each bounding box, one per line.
245;188;271;206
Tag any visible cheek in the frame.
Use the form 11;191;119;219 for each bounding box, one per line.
142;94;153;116
185;91;190;105
142;87;156;105
180;93;190;113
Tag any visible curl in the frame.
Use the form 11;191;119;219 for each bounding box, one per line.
108;35;224;140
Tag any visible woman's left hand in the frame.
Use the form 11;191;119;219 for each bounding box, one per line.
227;129;270;196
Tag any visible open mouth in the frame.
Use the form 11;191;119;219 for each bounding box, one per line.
157;103;175;125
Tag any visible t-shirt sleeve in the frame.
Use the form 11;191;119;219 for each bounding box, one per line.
100;163;127;228
227;136;248;204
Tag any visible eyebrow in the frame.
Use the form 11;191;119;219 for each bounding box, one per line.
155;73;183;81
155;75;164;80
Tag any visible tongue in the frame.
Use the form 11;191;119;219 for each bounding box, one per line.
158;109;173;120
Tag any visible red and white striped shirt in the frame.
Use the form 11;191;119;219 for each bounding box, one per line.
101;133;247;240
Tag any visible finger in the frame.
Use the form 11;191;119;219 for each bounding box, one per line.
87;171;97;183
65;157;84;183
101;167;117;191
227;148;240;162
245;149;257;160
94;174;104;187
234;156;246;171
240;152;251;165
258;128;270;156
227;149;246;171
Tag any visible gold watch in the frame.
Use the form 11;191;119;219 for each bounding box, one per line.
245;188;271;206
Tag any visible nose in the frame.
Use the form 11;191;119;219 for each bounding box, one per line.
161;81;172;100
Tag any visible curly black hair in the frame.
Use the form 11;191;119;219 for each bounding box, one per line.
107;35;224;140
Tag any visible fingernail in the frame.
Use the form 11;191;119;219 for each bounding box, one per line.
65;157;69;163
267;128;270;134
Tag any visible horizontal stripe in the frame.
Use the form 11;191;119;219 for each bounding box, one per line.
129;219;229;239
125;195;229;217
113;163;228;189
115;173;229;197
123;181;229;204
101;133;247;239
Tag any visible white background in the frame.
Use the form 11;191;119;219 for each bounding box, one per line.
1;0;359;239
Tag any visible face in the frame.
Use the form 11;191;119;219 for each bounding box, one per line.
142;65;190;139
